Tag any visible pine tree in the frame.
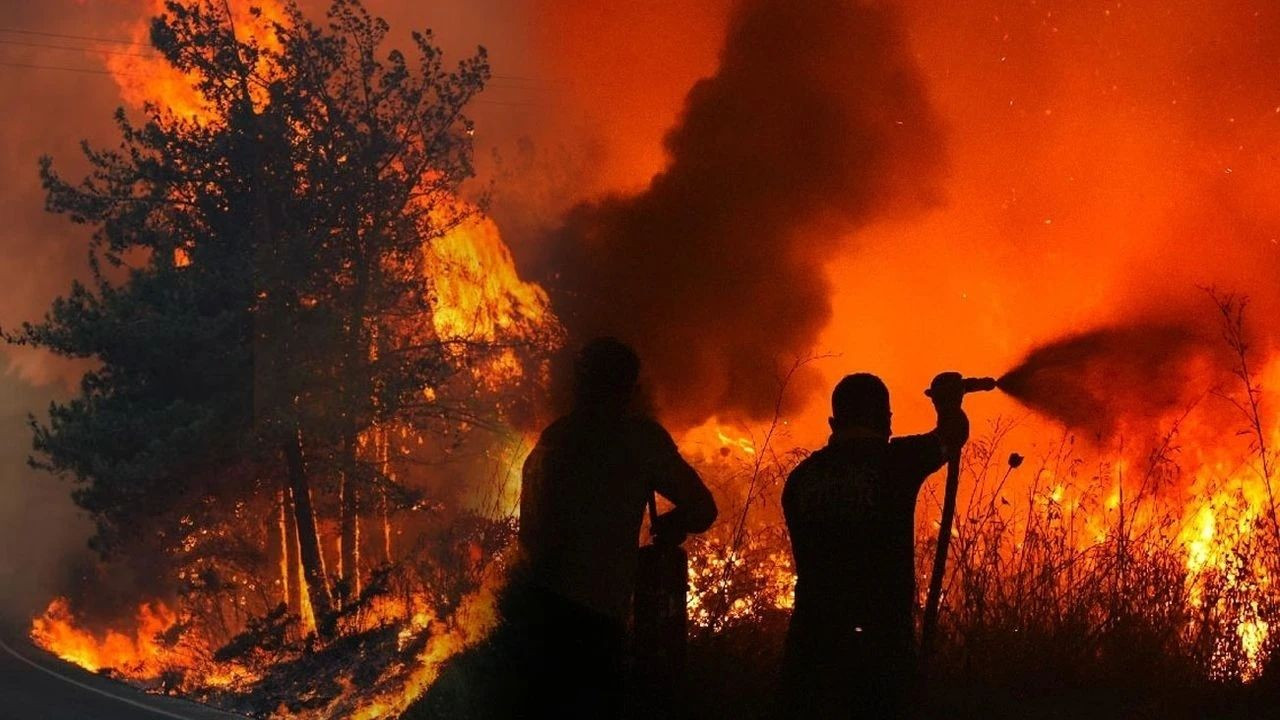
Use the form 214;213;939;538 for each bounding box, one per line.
7;0;493;636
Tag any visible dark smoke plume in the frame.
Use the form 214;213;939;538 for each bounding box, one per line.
999;323;1222;439
541;0;944;426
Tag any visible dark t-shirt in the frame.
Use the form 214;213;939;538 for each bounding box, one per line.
519;409;715;620
782;431;945;639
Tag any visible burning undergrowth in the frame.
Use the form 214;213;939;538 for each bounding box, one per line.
25;297;1280;717
672;327;1280;719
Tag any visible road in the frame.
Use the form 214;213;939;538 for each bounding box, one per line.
0;631;245;720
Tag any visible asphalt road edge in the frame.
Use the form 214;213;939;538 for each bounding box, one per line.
0;634;247;719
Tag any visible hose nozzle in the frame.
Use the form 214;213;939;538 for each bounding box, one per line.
960;376;998;394
925;374;998;400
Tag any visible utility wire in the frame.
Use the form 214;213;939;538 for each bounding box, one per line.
0;37;159;59
0;59;120;76
0;25;553;85
0;59;549;107
0;26;147;47
0;40;544;92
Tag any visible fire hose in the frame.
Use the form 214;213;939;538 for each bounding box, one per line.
920;375;999;665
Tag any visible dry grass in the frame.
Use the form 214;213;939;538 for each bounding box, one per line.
679;295;1280;717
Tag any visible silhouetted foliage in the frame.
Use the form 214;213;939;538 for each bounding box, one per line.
5;0;495;626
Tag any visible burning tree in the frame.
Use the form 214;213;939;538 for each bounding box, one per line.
6;0;556;711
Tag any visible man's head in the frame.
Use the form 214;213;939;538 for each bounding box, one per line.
573;337;640;409
830;373;891;438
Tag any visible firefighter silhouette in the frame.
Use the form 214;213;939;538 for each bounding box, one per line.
513;337;718;718
778;372;969;719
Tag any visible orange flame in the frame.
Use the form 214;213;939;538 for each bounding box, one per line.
30;597;179;676
427;212;553;345
105;0;286;123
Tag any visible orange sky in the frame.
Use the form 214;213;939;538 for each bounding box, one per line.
1;0;1278;488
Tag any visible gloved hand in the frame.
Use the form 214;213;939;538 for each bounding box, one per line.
928;371;970;455
927;371;966;412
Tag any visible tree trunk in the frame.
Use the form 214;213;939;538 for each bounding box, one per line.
339;453;360;603
283;434;334;630
379;427;393;565
282;481;303;616
266;488;287;608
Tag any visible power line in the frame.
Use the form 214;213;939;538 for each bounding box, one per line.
0;59;547;108
0;59;120;77
0;25;552;86
0;60;551;105
0;26;148;47
0;37;159;60
473;98;549;109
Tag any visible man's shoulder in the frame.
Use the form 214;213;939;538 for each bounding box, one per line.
619;414;676;447
789;447;826;475
537;412;675;452
537;415;576;441
784;448;830;492
887;431;941;456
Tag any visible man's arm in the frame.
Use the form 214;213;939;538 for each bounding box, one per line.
889;431;947;481
936;410;970;459
644;423;717;541
890;373;971;480
928;372;971;459
517;440;546;550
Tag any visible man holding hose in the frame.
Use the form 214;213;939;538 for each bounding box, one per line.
778;372;970;718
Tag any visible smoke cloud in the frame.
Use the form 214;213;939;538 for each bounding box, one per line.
540;0;945;426
0;375;91;628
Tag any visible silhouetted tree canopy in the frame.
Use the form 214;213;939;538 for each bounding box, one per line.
4;0;500;615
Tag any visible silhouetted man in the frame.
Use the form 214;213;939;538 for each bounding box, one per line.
778;372;969;718
515;337;718;718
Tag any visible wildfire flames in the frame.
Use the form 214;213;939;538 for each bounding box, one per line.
31;597;180;676
104;0;285;121
17;0;1280;717
26;2;549;714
